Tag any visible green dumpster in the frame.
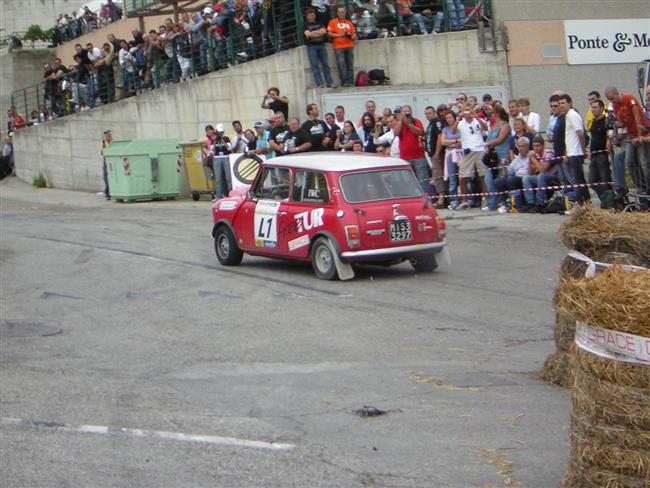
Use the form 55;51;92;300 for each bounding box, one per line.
103;139;182;202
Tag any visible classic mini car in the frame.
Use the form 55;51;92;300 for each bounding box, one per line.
211;153;448;280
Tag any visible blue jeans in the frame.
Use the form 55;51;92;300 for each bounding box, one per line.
446;0;466;30
494;175;522;207
523;173;560;205
612;150;627;192
213;156;232;198
334;48;354;86
102;159;110;198
408;157;430;194
307;44;333;87
565;156;590;203
483;168;497;209
401;13;427;34
446;154;459;205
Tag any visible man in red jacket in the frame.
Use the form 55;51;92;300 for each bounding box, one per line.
394;104;429;193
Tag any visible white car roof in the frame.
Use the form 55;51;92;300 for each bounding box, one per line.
265;152;409;172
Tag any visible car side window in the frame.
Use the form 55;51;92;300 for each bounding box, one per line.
254;167;291;200
292;170;329;204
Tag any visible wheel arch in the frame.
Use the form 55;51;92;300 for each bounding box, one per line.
211;219;237;239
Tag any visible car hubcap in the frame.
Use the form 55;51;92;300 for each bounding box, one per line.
218;235;229;258
316;245;332;272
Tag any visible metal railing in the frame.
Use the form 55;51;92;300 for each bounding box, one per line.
10;0;490;124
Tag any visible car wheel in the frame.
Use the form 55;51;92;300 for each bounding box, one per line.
410;254;438;273
311;238;338;280
214;226;243;266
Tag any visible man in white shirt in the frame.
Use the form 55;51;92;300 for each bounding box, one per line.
508;99;522;136
558;93;590;203
373;114;400;158
451;106;489;210
518;97;540;134
334;105;346;130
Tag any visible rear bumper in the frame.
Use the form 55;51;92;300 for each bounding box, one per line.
340;239;447;261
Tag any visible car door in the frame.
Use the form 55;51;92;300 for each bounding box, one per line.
235;165;291;253
277;169;331;258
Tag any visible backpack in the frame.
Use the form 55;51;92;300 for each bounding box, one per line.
368;69;390;85
355;70;369;87
540;196;567;214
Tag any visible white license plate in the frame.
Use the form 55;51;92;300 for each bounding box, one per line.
389;220;412;241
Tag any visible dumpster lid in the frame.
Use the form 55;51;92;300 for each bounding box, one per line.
103;138;182;157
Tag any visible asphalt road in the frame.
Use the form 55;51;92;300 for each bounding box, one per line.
1;178;570;488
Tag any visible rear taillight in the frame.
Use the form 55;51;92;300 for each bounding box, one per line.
345;225;360;248
437;217;446;239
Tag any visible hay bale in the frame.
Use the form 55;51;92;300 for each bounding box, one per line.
556;268;650;488
558;205;650;267
539;350;573;388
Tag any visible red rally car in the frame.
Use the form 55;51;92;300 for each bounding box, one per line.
211;153;449;280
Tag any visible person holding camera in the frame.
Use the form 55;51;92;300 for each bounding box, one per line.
209;124;233;200
394;105;429;192
261;87;289;121
327;6;357;87
451;107;489;210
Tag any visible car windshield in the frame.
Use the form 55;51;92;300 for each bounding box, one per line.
340;169;423;203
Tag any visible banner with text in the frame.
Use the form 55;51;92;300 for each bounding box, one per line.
564;19;650;65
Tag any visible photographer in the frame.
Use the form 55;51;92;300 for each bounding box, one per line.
261;87;289;121
327;6;356;87
394;105;429;192
209;124;233;200
451;106;490;210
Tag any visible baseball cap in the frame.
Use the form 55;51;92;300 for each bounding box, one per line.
436;104;447;112
202;6;213;14
394;106;402;113
482;93;493;101
216;123;225;132
103;129;111;134
253;121;264;128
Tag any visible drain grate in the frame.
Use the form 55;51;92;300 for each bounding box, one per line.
0;321;62;337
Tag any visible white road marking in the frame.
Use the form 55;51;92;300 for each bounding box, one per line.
1;418;294;451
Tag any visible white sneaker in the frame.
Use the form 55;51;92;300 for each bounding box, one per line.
498;205;509;214
481;205;491;211
96;192;104;196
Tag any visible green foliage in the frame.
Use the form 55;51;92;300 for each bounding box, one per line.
33;173;47;188
22;25;50;45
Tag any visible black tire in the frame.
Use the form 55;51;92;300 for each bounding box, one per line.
214;226;243;266
311;238;338;280
192;192;200;201
410;254;438;273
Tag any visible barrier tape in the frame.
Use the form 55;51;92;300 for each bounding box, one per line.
430;148;611;182
575;321;650;365
435;180;614;200
567;250;648;278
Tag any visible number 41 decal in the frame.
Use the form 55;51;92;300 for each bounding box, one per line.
253;200;281;248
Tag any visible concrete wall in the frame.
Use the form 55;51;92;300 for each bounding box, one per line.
491;0;650;21
0;0;81;34
1;48;55;118
13;30;510;193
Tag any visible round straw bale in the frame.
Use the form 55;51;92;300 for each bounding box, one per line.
563;457;650;488
555;268;650;336
555;311;577;352
540;351;573;387
558;206;650;267
568;432;650;479
572;413;650;450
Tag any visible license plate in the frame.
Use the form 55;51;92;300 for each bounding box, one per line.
389;220;412;241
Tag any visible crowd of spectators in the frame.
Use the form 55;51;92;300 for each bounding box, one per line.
11;1;477;123
51;1;123;46
198;84;650;212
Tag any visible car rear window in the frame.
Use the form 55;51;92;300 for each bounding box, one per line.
340;169;423;203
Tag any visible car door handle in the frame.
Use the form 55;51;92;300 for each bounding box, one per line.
279;211;288;216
